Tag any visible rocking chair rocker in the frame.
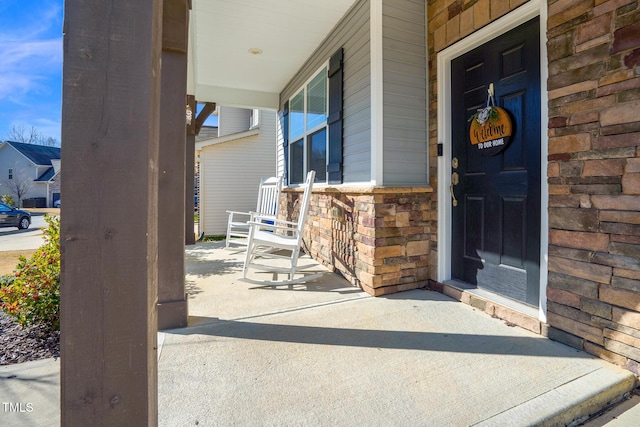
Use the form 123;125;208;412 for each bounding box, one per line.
241;170;318;285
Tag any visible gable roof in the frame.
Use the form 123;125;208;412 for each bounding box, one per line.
195;126;218;143
3;141;61;166
36;167;56;182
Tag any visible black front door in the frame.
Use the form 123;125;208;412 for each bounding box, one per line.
451;17;541;306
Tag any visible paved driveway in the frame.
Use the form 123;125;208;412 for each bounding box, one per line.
0;215;48;251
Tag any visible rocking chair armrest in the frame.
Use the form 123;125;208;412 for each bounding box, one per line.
250;216;299;227
247;221;298;232
248;211;277;219
226;210;252;217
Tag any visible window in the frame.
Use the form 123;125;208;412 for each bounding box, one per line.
288;66;328;184
282;47;343;186
8;168;12;180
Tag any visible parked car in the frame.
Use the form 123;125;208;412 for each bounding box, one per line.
0;202;31;230
54;199;61;208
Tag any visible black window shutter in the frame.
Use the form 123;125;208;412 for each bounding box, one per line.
327;48;343;184
281;101;289;185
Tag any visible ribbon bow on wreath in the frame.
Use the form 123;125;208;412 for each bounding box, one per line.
469;83;498;125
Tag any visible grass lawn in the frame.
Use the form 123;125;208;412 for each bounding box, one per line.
0;250;36;276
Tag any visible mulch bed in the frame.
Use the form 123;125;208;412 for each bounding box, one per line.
0;311;59;365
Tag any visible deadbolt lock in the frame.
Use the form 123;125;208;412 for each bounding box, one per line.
452;157;459;169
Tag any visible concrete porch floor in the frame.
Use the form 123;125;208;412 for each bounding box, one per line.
1;241;638;426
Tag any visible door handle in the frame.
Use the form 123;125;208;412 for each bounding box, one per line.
450;172;459;207
452;172;459;185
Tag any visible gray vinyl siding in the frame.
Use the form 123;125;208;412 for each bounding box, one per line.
280;0;371;184
382;0;428;185
218;107;251;137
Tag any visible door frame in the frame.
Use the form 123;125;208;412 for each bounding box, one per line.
436;0;549;321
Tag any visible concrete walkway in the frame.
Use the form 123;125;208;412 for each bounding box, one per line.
1;241;637;426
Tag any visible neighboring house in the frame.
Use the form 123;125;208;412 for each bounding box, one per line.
195;106;277;235
185;0;640;375
0;141;61;207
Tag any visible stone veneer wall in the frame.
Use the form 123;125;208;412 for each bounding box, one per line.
546;0;640;374
281;187;434;296
49;173;61;207
429;0;640;373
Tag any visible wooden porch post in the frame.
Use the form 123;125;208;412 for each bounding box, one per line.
157;0;190;329
60;1;162;425
186;95;196;245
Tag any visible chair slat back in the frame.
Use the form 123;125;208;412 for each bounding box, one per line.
296;170;316;233
255;176;283;216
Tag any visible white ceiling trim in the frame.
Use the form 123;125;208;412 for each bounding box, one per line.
194;84;280;110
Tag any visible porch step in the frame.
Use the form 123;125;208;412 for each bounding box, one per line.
476;367;636;426
438;280;543;334
582;392;640;426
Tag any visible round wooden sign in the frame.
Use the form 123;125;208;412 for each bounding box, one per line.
469;106;513;156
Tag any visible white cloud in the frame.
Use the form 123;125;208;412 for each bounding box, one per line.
0;0;62;42
33;118;61;140
0;0;62;100
0;39;62;68
0;39;62;101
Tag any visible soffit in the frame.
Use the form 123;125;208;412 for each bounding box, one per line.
189;0;357;109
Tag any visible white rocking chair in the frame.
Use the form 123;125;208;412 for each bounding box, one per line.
242;170;318;285
225;175;283;248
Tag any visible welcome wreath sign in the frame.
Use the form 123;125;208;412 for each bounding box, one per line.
468;84;513;156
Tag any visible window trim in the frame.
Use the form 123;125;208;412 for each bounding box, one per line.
249;109;260;130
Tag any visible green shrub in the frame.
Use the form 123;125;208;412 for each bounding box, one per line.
0;215;60;330
1;194;15;207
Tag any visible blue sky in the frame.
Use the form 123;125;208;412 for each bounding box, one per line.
0;0;63;142
0;1;220;143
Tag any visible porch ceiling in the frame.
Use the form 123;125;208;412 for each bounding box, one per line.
188;0;357;110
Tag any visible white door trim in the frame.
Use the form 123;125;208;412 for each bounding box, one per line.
436;0;549;321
